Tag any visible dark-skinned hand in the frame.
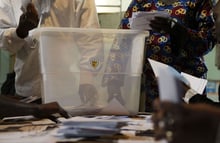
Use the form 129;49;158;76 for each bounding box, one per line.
16;3;39;38
0;96;70;120
150;16;174;34
152;99;220;143
150;16;188;56
33;102;71;120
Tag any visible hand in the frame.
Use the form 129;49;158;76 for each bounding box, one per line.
79;84;98;105
33;102;70;119
152;99;220;143
16;3;39;38
150;16;174;34
150;16;188;56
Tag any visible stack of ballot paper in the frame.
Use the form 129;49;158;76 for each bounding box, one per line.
148;58;208;103
55;115;155;142
56;117;128;138
129;11;169;30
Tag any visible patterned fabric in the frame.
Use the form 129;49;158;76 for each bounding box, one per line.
102;33;135;105
120;0;216;111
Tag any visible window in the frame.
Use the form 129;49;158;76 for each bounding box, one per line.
95;0;130;28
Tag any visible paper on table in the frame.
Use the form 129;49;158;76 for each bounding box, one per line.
57;115;128;138
129;11;169;30
61;117;127;129
99;98;130;115
58;126;121;138
0;118;56;143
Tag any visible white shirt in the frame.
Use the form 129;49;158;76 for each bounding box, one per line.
0;0;100;97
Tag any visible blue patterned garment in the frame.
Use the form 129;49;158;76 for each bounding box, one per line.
119;0;216;111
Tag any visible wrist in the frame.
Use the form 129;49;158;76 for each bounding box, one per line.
21;103;39;116
10;103;38;117
31;104;42;116
16;28;28;39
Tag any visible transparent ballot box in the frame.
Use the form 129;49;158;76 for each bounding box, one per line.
30;27;148;115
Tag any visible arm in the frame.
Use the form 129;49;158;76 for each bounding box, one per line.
149;0;216;57
170;0;216;57
0;96;69;119
0;0;25;54
152;99;220;143
0;2;39;54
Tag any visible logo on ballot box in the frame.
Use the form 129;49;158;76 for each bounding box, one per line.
90;57;100;70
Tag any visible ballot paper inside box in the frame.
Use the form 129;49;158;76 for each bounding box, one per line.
30;27;148;116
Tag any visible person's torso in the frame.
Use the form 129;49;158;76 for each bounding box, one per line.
120;0;212;77
11;0;89;97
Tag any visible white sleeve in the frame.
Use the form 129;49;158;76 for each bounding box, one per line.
79;0;100;28
0;0;25;54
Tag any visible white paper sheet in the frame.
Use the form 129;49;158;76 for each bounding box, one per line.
181;72;207;94
157;67;183;103
148;58;208;102
129;11;169;30
148;59;190;86
99;98;130;115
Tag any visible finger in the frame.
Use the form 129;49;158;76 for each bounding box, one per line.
151;17;169;25
26;3;39;23
19;13;27;21
150;17;172;33
149;23;162;32
150;22;169;33
43;102;71;118
57;105;72;118
154;16;169;22
47;115;61;123
26;3;38;15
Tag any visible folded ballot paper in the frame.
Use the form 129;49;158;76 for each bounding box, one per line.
129;11;169;30
148;59;208;103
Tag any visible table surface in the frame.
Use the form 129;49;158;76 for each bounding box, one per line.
0;115;167;143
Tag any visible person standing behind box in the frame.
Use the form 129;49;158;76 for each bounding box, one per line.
152;2;220;143
0;95;70;120
0;0;101;102
119;0;216;112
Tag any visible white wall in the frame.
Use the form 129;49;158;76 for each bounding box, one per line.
0;50;10;91
95;0;131;13
95;0;131;28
